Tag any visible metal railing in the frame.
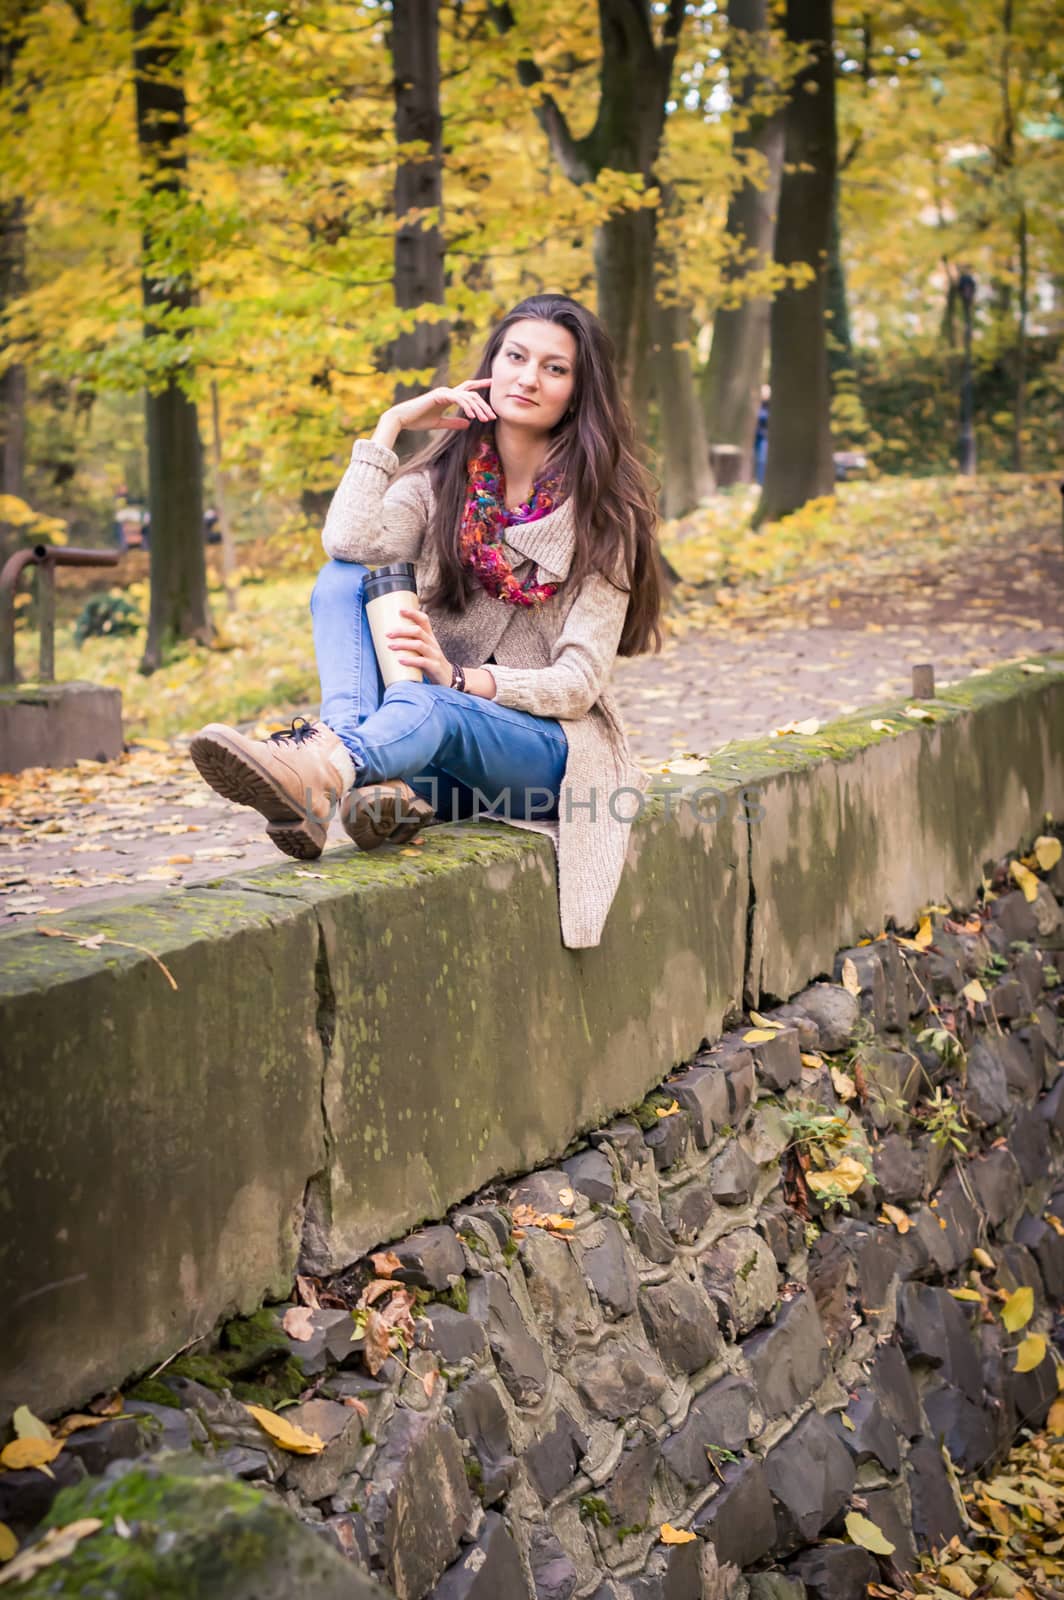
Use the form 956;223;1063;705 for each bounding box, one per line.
0;544;120;687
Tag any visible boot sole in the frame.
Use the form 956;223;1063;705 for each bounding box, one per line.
189;727;329;859
341;783;435;852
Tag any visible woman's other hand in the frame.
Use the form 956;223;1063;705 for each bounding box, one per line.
372;380;496;450
386;607;454;686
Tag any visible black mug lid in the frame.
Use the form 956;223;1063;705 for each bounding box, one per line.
369;561;417;581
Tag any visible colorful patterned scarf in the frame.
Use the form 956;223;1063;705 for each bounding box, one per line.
458;437;565;607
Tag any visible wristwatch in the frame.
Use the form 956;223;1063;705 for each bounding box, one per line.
450;661;467;693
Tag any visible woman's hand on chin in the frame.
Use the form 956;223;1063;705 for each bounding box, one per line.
372;380;497;450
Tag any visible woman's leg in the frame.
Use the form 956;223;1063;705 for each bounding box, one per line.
344;681;567;822
311;558;567;821
311;558;477;821
310;558;385;745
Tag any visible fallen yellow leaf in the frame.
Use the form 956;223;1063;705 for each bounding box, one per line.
914;914;934;948
961;978;988;1004
1033;835;1061;872
243;1404;324;1455
662;757;712;775
880;1204;912;1234
841;957;861;997
1047;1397;1064;1433
11;1407;51;1442
1001;1286;1034;1333
743;1029;777;1043
0;1438;62;1471
948;1288;984;1303
0;1524;16;1563
1009;860;1040;904
937;1562;978;1597
52;1414;109;1440
800;1051;823;1068
1013;1333;1046;1373
830;1066;857;1102
748;1010;782;1030
0;1520;102;1587
973;1247;995;1270
845;1510;895;1555
659;1524;697;1545
807;1155;868;1196
981;1496;1013;1536
655;1099;681;1118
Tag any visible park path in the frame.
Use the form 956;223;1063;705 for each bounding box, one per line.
2;525;1062;927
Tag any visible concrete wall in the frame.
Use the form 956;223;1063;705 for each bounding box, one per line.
1;653;1062;1422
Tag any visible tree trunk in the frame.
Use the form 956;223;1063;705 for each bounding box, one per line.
1;17;28;562
210;380;238;614
392;0;448;432
133;0;211;672
826;171;853;376
1013;206;1027;471
652;296;712;517
702;0;783;478
596;205;657;426
0;195;25;504
500;0;687;436
754;0;836;526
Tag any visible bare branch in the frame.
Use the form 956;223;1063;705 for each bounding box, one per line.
491;2;593;183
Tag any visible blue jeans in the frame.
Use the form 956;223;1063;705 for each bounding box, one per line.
310;559;568;823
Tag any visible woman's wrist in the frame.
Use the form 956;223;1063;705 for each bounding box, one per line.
371;409;403;452
460;666;497;700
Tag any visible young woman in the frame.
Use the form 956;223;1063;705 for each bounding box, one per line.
190;293;666;949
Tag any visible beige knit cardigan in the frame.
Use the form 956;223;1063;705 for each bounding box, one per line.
320;439;650;949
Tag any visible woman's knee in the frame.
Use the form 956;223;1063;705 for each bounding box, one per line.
310;557;369;613
381;679;441;712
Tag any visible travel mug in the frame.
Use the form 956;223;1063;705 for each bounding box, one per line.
364;562;424;687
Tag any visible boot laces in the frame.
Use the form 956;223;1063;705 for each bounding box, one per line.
268;716;319;747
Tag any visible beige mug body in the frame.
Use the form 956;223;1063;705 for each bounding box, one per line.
365;581;424;688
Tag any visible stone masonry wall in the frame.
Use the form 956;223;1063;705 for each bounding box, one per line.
4;657;1062;1430
8;840;1064;1600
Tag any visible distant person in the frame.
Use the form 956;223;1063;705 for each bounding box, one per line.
114;499;145;553
753;385;770;485
204;507;222;545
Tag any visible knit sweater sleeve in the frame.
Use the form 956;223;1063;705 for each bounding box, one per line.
321;439;430;564
486;565;630;721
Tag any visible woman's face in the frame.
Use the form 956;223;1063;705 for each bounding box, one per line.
489;318;577;432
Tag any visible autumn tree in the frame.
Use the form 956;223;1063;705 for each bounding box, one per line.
0;0;32;520
755;0;836;525
497;0;686;428
391;0;449;423
701;0;784;477
133;0;211;671
651;207;712;517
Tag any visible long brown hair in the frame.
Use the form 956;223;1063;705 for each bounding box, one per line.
397;294;667;657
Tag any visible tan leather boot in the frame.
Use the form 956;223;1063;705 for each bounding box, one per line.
340;780;435;852
189;716;350;859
